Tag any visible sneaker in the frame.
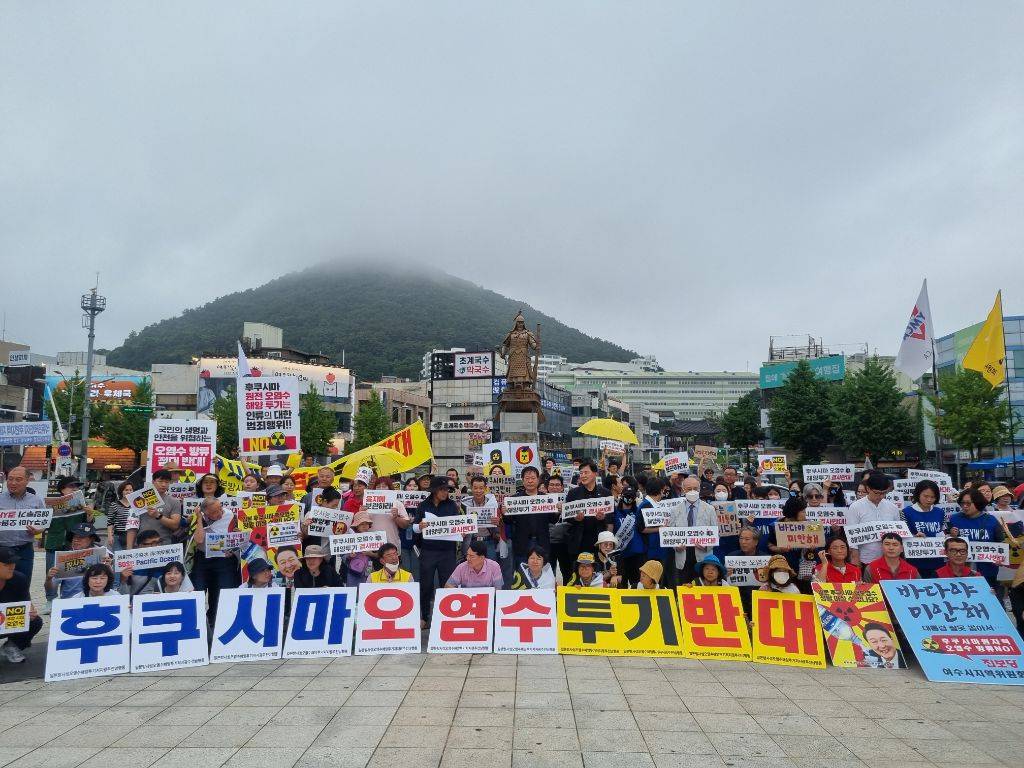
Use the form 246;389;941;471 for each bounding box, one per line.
0;643;26;663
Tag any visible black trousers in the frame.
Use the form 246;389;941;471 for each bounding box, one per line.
7;615;43;651
418;547;457;622
550;541;574;586
620;554;644;588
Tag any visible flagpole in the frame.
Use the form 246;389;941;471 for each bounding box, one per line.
999;291;1019;474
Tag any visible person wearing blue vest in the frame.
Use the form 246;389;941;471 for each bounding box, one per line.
902;480;946;578
949;487;1003;588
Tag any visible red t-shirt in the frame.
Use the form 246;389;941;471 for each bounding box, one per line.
867;557;919;582
935;564;980;579
342;493;363;514
814;562;862;583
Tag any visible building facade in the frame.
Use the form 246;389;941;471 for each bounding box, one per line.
355;380;431;434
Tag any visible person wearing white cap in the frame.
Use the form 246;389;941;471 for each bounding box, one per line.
342;466;374;514
595;531;622;588
265;464;285;481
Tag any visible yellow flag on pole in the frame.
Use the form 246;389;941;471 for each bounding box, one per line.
962;291;1006;387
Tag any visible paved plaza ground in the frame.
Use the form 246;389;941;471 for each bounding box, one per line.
1;554;1022;768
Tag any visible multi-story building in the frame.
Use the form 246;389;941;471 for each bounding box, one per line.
567;390;664;466
536;354;567;381
355;379;431;434
935;315;1024;478
421;348;466;380
547;358;757;421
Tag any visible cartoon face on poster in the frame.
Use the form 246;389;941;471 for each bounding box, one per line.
235;504;303;584
812;583;904;669
483;441;512;477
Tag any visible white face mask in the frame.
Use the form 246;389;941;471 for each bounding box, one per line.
684;490;700;503
714;491;728;501
384;562;399;573
772;571;790;586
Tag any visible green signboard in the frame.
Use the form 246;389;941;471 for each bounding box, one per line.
759;355;846;390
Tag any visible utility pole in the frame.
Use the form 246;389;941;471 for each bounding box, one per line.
78;286;106;483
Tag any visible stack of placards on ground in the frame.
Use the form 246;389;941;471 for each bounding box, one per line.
39;578;1024;685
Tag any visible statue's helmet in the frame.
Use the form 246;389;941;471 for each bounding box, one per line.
514;311;525;326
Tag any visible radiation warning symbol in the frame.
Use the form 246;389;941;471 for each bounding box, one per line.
515;445;534;465
269;431;288;449
179;469;196;483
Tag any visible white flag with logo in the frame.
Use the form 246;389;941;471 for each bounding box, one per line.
894;279;934;381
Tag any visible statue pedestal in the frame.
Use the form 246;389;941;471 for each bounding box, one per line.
500;412;540;444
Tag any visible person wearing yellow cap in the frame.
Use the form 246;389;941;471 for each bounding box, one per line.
564;552;604;587
637;560;663;590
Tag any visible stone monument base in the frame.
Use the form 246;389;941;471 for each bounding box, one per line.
499;412;540;444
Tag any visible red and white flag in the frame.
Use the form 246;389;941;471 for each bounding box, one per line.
894;279;934;381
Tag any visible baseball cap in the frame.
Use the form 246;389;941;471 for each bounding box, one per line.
0;547;17;565
56;476;82;493
68;522;100;542
265;484;286;498
247;558;273;575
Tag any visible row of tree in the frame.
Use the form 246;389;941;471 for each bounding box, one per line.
720;357;1010;467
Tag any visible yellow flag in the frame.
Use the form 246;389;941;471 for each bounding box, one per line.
962;291;1006;386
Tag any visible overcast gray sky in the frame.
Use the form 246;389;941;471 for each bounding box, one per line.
2;2;1022;372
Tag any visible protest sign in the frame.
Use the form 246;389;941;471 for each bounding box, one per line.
483;441;540;477
803;506;847;527
758;454;788;474
812;583;903;669
0;602;30;636
935;503;961;523
713;501;740;537
882;578;1024;684
893;478;917;496
126;485;164;513
305;506;354;538
114;543;184;572
677;586;752;661
0;420;52;446
802;464;855;483
329;531;388;556
463;499;499;528
0;507;52;530
486;475;517;497
725;555;771;587
734;499;785;519
691;445;718;461
493;589;557;654
599;439;626;454
427;588;495;653
237;491;268;509
659;527;719;548
363;490;427;513
267;521;301;547
557;587;685;657
968;542;1009;565
845;521;911;548
774;521;826;549
235;503;300;531
45;595;132;681
422;514;477;540
48;490;87;518
355;583;421;655
561;497;615;521
661;452;690;474
284;588;358;659
503;494;561;516
167;483;195;501
750;591;826;668
903;537;949;560
210;588;286;663
237;375;300;455
641;504;674;528
130;592;209;673
53;547;109;580
204;531;249;558
907;468;953;485
146;419;216;482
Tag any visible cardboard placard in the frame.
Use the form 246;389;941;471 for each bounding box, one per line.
422;514;477;539
114;543;184;572
503;494;562;516
355;583;421;655
774;521;826;549
659;527;719;548
560;497;614;521
427;588;495;653
844;521;911;548
493;589;558;654
802;464;855;483
329;531;388;556
725;555;771;587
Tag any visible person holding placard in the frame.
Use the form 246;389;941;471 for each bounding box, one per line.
564;459;612;562
300;466;337;513
411;476;461;627
758;554;800;595
0;467;48;582
190;496;240;624
595;532;623;588
118;529;164;597
43;522;109;599
506;466;558;571
106;480;135;553
668;475;716;586
949;488;1004;588
293;544;342;588
565;551;605;587
863;533;919;583
725;526;763;617
846;471;900;568
902;480;946;578
812;537;861;584
545;474;572;586
43;476;94;600
637;477;674;587
128;470;182;548
612;483;645;588
0;546;42;663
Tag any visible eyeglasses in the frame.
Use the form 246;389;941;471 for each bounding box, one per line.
947;548;968;555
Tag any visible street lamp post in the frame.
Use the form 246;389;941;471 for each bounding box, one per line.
78;287;106;483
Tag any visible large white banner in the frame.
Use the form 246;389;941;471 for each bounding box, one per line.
427;588;495;653
114;543;184;572
502;494;562;516
355;583;421;655
130;592;209;673
0;508;52;530
45;595;131;681
237;375;300;456
284;588;358;659
0;421;52;447
493;589;558;654
146;419;216;482
210;588;286;663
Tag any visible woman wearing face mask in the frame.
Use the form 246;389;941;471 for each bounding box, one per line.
595;532;622;588
614;483;646;588
637;477;675;588
759;554;800;594
768;495;818;592
864;533;920;582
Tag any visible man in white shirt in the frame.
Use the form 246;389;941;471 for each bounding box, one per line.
846;471;900;567
669;475;717;586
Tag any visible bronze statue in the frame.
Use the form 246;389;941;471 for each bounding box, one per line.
497;310;544;421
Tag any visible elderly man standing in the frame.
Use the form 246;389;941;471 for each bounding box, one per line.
669;474;716;586
0;467;48;582
301;466;337;512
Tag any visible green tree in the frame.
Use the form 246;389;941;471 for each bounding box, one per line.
300;385;337;456
927;368;1010;460
212;386;238;457
103;379;154;464
768;360;833;464
830;357;915;462
721;391;765;472
48;373;111;441
348;391;390;453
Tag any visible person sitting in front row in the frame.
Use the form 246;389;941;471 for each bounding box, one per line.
370;543;415;583
0;546;43;663
935;537;979;579
637;559;663;590
759;555;800;594
691;554;726;587
864;532;919;582
445;540;504;588
511;545;556;589
241;558;274;588
565;552;604;587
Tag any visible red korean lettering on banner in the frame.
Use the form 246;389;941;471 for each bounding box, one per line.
438;592;491;642
499;594;552;642
680;591;743;649
361;588;416;641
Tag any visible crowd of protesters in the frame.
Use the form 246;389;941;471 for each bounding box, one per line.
1;453;1023;662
